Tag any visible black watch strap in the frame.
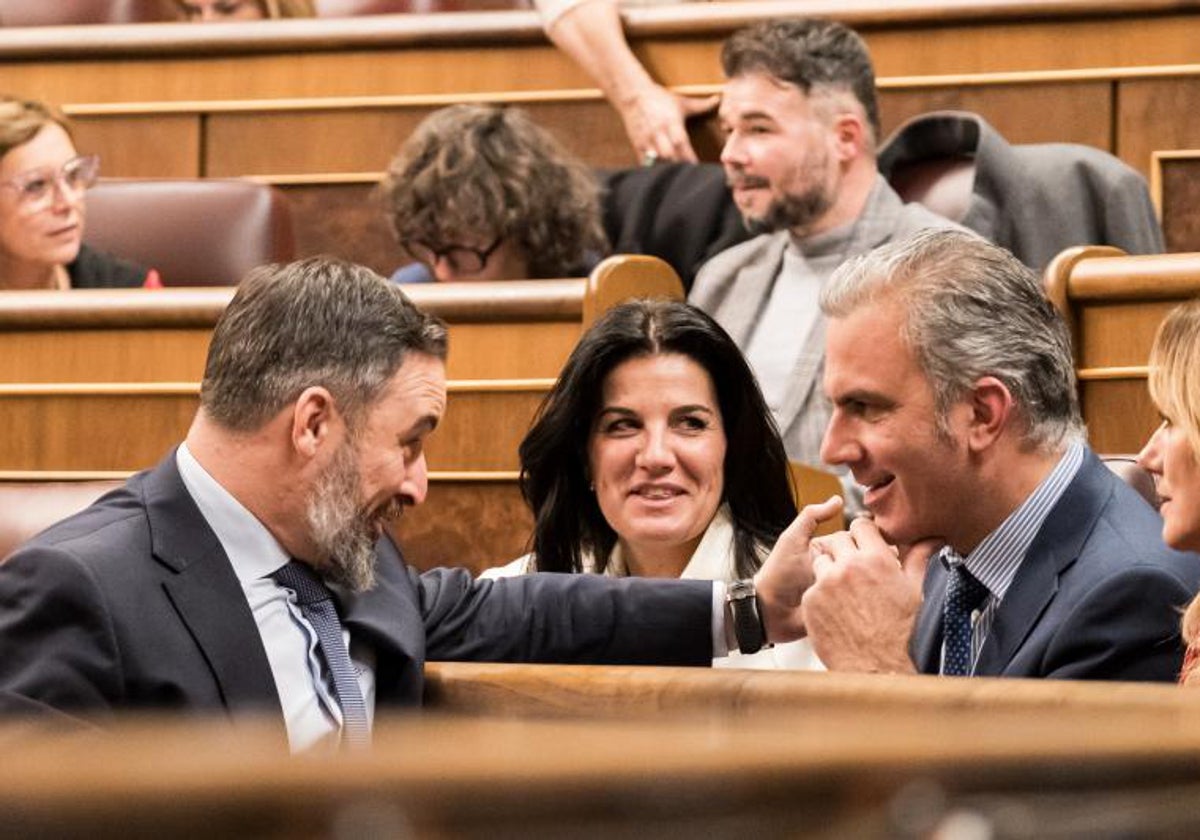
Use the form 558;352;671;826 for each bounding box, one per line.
726;578;769;655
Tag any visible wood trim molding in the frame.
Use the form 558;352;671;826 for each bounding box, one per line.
0;469;520;482
59;63;1200;120
1076;366;1149;381
1150;148;1200;219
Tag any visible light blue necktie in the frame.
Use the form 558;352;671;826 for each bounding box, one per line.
272;561;371;748
942;561;989;677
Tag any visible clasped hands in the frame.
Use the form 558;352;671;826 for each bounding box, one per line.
752;496;940;673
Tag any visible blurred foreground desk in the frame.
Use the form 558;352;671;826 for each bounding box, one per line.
5;664;1200;837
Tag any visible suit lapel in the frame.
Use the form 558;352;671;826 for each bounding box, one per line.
911;559;948;673
143;455;284;724
338;536;422;703
715;233;789;346
973;452;1110;676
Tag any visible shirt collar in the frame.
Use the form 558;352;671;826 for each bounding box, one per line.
587;504;737;579
939;440;1085;601
175;442;291;583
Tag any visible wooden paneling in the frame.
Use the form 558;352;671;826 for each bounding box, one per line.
879;81;1113;149
0;384;545;472
391;478;530;573
206;107;432;176
1081;378;1158;454
0;390;199;472
0;259;682;570
1118;78;1200;178
0;327;212;383
207;98;635;177
1153;152;1200;252
276;180;399;275
70;113;202;178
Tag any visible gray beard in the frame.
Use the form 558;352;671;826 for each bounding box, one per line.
305;443;381;593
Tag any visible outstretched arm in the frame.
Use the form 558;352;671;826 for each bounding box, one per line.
538;0;717;163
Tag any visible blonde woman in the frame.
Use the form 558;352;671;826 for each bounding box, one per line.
1138;299;1200;684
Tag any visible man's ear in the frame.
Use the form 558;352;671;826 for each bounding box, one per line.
965;376;1015;453
291;386;340;458
831;112;867;162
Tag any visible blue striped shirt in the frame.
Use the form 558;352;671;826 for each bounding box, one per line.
938;440;1085;674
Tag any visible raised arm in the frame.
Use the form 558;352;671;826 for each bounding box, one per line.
537;0;717;163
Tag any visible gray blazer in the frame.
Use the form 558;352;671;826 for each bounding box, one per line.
878;111;1164;272
689;177;960;473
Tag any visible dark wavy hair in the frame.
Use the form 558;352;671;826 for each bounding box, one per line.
381;104;608;278
519;299;796;578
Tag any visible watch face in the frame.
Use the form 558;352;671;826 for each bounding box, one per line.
728;579;754;600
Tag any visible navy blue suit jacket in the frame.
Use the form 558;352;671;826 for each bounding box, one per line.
0;453;713;734
911;450;1200;680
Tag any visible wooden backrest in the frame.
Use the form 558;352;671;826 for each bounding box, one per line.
0;255;684;572
1044;246;1200;453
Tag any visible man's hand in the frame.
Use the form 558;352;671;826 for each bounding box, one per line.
801;517;940;674
752;495;844;644
617;84;719;164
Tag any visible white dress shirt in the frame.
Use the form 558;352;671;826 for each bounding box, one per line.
175;444;376;753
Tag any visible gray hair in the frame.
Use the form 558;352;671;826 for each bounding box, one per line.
721;18;880;147
201;257;448;432
821;229;1083;450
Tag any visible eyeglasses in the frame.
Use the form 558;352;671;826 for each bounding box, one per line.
0;155;100;215
403;236;503;275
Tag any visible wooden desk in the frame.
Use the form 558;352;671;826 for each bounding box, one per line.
5;665;1200;837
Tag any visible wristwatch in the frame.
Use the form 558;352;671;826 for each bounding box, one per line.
726;578;770;655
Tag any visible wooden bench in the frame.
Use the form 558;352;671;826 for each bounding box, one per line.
0;255;683;571
1044;246;1200;454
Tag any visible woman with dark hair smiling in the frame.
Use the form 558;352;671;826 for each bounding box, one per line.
483;298;823;668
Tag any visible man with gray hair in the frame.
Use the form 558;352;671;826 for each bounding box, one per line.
689;18;961;488
0;257;828;750
799;229;1197;680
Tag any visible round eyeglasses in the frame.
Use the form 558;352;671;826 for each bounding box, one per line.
403;236;503;275
0;155;100;215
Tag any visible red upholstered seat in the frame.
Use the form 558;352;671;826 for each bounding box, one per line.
0;481;123;562
85;179;296;287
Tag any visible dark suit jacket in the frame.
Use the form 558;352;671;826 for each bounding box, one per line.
600;163;748;292
911;450;1200;681
0;454;713;734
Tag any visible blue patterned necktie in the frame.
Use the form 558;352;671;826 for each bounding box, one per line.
272;560;371;748
942;562;989;677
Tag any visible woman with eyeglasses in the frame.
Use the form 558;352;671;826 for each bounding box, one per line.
166;0;314;21
0;97;158;291
381;104;608;283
